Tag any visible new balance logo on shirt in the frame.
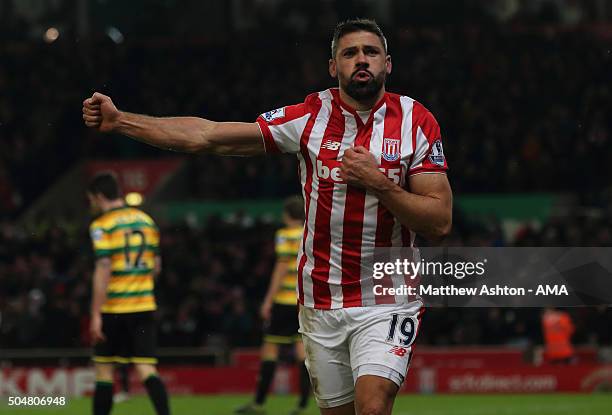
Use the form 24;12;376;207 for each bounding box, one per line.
321;140;341;151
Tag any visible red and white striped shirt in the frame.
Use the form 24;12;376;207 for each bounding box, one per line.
257;88;447;309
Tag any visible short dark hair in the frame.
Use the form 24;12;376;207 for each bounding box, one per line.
331;18;388;58
284;195;305;222
87;172;122;200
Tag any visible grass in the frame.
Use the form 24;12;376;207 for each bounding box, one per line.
2;393;612;414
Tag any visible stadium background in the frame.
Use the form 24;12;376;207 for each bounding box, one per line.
1;0;612;413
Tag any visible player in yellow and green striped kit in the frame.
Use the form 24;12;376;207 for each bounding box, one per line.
236;196;310;415
87;172;170;415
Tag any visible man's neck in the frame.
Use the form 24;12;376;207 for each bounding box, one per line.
102;199;125;212
339;87;386;112
285;219;303;228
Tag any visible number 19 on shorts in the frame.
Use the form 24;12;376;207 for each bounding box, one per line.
387;313;417;346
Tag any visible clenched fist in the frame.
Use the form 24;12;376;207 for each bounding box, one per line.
82;92;120;133
340;146;386;189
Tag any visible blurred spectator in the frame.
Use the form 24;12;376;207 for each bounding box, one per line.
541;307;576;364
1;17;612;217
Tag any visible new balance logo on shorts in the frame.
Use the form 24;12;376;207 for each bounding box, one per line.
321;140;341;151
388;346;408;357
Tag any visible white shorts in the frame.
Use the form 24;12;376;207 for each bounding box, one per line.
298;302;423;408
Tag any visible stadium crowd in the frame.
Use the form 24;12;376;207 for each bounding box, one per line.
1;19;611;216
1;209;611;350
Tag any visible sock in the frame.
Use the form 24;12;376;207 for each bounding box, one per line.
144;375;170;415
298;361;310;408
93;381;113;415
254;359;277;405
120;365;129;393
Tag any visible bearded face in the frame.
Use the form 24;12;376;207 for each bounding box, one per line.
330;31;391;104
341;66;387;102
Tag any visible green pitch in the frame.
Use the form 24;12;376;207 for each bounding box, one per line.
2;394;612;415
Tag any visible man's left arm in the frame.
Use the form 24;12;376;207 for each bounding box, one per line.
340;147;452;242
374;171;452;242
260;259;290;320
153;255;162;279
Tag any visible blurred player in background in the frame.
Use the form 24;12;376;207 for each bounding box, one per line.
83;18;452;415
236;195;310;415
87;172;171;415
542;307;575;364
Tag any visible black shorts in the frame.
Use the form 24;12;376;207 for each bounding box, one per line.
263;303;300;344
93;311;158;365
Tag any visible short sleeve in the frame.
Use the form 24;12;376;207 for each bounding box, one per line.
143;216;161;255
150;224;161;255
89;223;112;258
256;94;317;154
275;230;294;258
408;107;448;176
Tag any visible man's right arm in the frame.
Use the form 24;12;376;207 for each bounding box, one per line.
90;257;112;343
83;92;265;156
